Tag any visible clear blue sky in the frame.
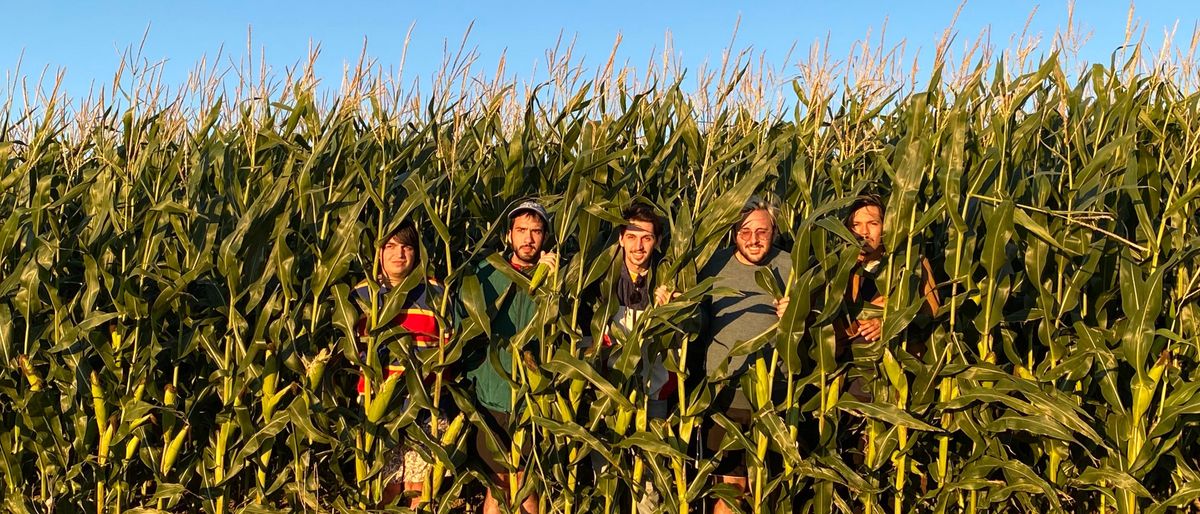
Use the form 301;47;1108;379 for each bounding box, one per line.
3;1;1198;101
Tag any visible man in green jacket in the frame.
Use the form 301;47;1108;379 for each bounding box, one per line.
466;200;557;514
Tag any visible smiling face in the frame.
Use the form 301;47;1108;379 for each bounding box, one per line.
380;236;417;285
508;212;547;266
850;205;884;257
734;208;775;265
619;220;658;273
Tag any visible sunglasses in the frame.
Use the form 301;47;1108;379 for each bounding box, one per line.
628;273;647;305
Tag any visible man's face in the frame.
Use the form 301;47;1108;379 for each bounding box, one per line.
619;220;657;272
508;213;547;265
734;209;775;265
850;205;884;256
380;236;417;283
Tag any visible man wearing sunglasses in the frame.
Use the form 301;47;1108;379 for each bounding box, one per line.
696;196;792;514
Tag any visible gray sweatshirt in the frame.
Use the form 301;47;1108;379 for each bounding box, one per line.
699;246;792;380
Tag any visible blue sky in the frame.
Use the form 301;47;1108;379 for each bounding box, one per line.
3;1;1198;101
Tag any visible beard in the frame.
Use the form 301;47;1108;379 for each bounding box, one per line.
514;244;540;264
737;243;769;264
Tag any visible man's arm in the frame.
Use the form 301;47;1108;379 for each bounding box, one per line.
575;277;606;357
919;257;941;316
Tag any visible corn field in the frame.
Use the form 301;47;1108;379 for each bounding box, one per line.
4;28;1200;514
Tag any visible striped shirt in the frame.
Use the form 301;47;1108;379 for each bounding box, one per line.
353;280;445;393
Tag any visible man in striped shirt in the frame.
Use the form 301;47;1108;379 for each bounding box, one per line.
354;220;449;508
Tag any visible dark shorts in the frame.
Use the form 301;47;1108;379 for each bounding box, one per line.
845;375;873;403
699;385;758;476
473;408;532;475
702;405;754;475
645;399;671;420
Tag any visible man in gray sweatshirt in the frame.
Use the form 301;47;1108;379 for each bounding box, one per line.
697;196;791;514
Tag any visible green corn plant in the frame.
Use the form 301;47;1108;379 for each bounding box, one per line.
6;25;1200;514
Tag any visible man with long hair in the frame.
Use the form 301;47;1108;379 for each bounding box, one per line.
697;196;792;514
837;194;940;399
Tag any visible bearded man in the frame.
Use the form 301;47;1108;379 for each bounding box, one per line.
696;196;792;514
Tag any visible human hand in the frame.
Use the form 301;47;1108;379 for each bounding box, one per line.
774;296;790;318
654;285;681;306
538;251;559;270
857;318;883;342
522;350;539;371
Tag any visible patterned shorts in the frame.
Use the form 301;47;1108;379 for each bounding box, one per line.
383;415;451;484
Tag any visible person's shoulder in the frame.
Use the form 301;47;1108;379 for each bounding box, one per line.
918;255;938;279
473;254;514;291
404;279;444;309
700;247;735;277
424;277;446;296
768;247;796;266
473;255;502;276
351;279;372;300
770;247;792;268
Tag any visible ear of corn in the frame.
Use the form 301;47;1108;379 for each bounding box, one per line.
528;262;551;292
3;25;1200;514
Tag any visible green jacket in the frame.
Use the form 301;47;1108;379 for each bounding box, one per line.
464;254;539;413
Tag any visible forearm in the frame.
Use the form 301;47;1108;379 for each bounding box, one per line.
832;317;856;358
